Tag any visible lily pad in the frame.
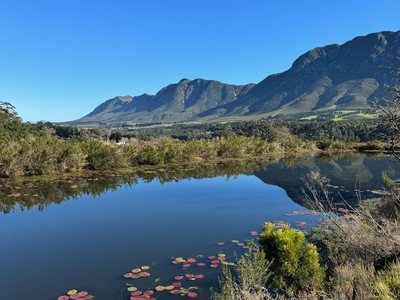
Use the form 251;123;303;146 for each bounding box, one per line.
155;286;165;291
187;258;196;263
207;255;216;260
141;265;150;270
188;292;198;298
182;263;191;268
76;291;88;297
132;268;142;273
174;275;184;280
170;289;180;295
211;260;220;264
143;290;154;296
196;262;205;266
127;287;137;292
172;282;182;287
216;242;225;245
57;296;69;300
194;274;204;279
67;289;78;295
165;285;174;290
131;291;142;296
139;271;150;277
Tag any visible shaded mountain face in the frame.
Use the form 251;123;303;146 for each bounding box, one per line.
74;30;400;124
77;79;255;124
203;30;400;118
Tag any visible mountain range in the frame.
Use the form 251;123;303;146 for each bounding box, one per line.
72;30;400;125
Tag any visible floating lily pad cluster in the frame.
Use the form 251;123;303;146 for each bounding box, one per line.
121;262;203;298
295;221;308;229
285;210;320;217
57;289;93;300
272;220;290;229
56;230;281;299
171;251;238;269
120;243;258;299
284;209;334;229
124;265;151;279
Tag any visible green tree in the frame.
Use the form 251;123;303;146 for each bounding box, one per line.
0;101;21;123
0;101;40;140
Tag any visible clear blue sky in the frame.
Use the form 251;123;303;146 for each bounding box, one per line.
1;0;400;122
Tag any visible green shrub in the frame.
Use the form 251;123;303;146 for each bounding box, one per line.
136;145;165;165
372;261;400;300
157;139;184;162
258;222;326;296
81;140;126;170
121;144;140;166
211;244;279;300
382;171;395;190
0;140;23;177
317;137;333;150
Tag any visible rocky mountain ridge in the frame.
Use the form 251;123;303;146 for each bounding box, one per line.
74;30;400;124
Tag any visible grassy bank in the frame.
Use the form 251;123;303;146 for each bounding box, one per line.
0;134;315;178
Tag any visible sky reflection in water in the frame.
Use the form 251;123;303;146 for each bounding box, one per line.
1;173;300;300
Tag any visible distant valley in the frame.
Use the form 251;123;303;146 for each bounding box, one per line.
69;30;400;125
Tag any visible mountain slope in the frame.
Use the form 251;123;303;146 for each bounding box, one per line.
201;30;400;118
73;30;400;124
76;79;255;124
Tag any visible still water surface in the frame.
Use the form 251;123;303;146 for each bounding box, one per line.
1;154;398;300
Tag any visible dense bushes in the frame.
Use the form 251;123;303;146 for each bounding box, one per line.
0;134;314;178
0;136;85;176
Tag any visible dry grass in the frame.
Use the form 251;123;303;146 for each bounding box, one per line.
303;171;400;299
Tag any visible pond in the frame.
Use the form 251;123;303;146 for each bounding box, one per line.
1;154;399;300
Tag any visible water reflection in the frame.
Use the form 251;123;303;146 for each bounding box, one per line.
0;160;272;214
1;154;399;214
254;153;400;206
1;153;399;300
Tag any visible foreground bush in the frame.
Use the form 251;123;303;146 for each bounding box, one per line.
259;222;326;297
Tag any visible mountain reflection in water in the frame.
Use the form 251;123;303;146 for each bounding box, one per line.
1;153;398;214
254;153;400;207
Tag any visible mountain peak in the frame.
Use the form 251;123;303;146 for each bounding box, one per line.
72;30;400;124
115;95;133;102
